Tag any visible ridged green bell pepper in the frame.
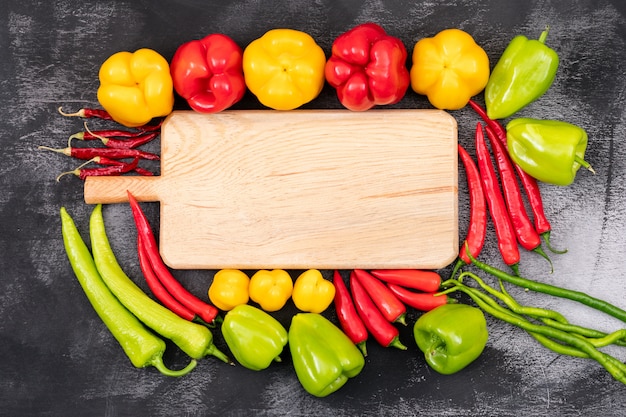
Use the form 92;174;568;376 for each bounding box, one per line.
222;304;288;371
413;304;488;375
289;313;365;397
506;118;594;186
485;27;559;120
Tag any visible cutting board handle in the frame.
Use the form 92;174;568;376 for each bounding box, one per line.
84;175;162;204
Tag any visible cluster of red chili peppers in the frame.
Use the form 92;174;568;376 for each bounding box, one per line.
39;107;162;181
332;269;449;355
453;100;565;277
127;191;220;325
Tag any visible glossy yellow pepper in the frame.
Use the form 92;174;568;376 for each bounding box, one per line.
410;29;489;110
292;270;335;314
97;48;174;127
242;29;326;110
249;269;293;312
208;269;250;311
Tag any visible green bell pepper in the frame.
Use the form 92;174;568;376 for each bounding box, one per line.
221;304;288;371
485;27;559;120
289;313;365;397
507;118;595;186
413;304;488;375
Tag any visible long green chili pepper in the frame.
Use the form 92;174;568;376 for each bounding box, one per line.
447;280;626;384
60;207;197;377
466;248;626;324
540;318;626;347
88;204;230;363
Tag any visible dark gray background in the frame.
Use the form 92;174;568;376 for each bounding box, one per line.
2;0;626;416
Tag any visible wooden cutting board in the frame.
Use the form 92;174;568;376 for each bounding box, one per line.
84;109;458;270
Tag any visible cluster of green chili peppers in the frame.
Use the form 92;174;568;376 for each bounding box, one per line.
484;27;594;186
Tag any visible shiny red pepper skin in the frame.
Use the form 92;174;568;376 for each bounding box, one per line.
352;269;406;325
386;283;450;312
370;269;441;293
332;270;368;356
324;22;410;111
170;33;246;113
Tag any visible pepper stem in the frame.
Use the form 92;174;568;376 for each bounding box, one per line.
538;26;550;44
387;337;408;351
151;357;197;377
205;344;233;365
541;231;568;254
575;155;596;174
532;245;553;274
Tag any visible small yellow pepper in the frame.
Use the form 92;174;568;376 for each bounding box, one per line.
249;269;293;312
97;48;174;127
292;269;335;314
208;269;250;311
410;29;490;110
242;29;326;110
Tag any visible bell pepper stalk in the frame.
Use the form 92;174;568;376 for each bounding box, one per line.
292;269;335;314
485;27;559;120
289;313;365;397
208;269;250;311
413;303;489;374
248;269;293;312
506;118;595;186
170;33;245;113
97;48;174;127
221;304;288;371
324;22;410;111
410;28;490;110
242;28;326;110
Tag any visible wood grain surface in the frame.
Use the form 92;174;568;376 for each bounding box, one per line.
84;110;458;269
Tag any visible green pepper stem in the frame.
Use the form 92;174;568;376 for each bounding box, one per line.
205;344;233;365
151;357;197;377
538;26;550;44
532;245;553;273
357;341;368;357
541;231;568;254
575;155;596;174
388;337;408;350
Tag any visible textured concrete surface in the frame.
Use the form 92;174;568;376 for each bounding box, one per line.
1;0;625;415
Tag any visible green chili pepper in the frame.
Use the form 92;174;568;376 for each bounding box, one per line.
60;207;197;377
222;304;288;371
289;313;365;397
506;118;595;186
88;204;230;363
485;27;559;120
413;303;488;375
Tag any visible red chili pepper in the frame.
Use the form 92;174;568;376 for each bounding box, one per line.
76;124;159;149
352;269;406;325
137;234;197;322
127;191;219;325
332;270;368;356
349;271;407;350
92;156;154;176
58;106;112;120
71;129;151;140
55;157;139;181
38;145;160;161
468;99;565;254
485;125;552;270
369;269;441;293
475;122;520;274
386;283;451;311
451;144;488;278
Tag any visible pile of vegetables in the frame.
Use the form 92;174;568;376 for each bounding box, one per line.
52;21;626;398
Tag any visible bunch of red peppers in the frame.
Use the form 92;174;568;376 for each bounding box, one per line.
333;269;450;355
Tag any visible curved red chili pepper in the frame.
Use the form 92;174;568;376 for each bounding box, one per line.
58;106;113;120
56;157;139;181
349;271;406;350
386;283;451;312
332;270;368;356
39;145;160;161
475;122;520;274
76;125;159;149
452;144;487;278
352;269;406;325
92;156;154;176
137;234;197;322
127;191;219;325
369;269;441;293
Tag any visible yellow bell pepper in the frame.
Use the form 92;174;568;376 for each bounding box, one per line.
249;269;293;312
292;269;335;314
208;269;250;311
410;29;489;110
97;48;174;127
242;29;326;110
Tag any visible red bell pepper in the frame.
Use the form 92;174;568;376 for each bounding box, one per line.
324;22;410;111
170;33;246;113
